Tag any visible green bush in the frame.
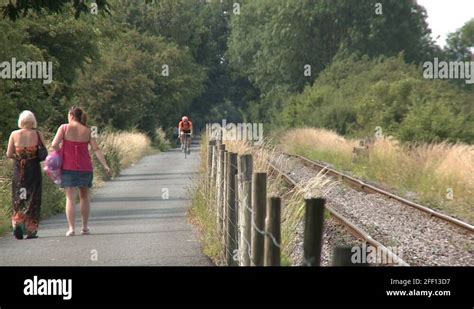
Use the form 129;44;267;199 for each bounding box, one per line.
39;173;66;219
0;158;13;235
279;54;474;143
152;128;171;152
93;137;121;183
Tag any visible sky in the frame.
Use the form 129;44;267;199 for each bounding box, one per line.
416;0;474;47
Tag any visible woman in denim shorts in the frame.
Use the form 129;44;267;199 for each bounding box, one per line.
51;106;110;237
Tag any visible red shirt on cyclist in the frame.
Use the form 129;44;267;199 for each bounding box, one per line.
178;116;193;153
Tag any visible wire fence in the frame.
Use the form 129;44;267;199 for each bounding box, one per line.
205;137;349;267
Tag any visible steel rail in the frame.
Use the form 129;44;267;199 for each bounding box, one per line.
267;161;409;266
282;153;473;233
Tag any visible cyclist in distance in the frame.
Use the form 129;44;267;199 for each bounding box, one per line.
178;116;193;154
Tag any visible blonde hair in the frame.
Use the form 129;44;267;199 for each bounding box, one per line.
18;110;37;129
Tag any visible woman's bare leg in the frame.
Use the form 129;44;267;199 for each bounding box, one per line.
79;187;90;231
64;188;76;233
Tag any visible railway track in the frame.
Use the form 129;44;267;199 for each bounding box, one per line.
267;152;474;266
281;153;473;233
267;161;409;266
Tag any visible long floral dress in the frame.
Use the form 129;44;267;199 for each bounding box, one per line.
11;145;42;238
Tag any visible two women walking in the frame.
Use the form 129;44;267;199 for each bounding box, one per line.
6;107;110;239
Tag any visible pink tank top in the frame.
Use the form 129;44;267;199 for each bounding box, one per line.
61;124;93;172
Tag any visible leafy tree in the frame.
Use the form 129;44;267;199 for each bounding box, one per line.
399;101;471;143
227;0;438;122
0;0;471;148
75;26;205;139
0;19;53;143
113;0;237;128
1;0;110;20
280;54;473;143
445;19;474;61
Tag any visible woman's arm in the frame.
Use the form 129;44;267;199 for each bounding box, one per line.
38;131;47;147
51;125;64;151
6;132;15;159
90;137;110;174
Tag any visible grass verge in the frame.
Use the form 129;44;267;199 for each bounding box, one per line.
187;136;223;264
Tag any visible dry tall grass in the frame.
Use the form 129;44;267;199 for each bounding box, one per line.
99;131;153;168
281;128;355;156
223;140;273;173
279;128;474;223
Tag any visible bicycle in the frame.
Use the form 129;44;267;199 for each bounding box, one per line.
182;133;192;158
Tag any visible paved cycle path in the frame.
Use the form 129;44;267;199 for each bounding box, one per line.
0;140;211;266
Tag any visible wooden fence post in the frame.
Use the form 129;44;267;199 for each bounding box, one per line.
225;152;238;266
237;154;253;266
210;145;217;196
251;172;267;266
303;198;326;266
207;140;216;180
206;140;216;198
216;145;226;235
222;150;228;252
264;197;281;266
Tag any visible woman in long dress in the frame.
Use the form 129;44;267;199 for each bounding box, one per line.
6;111;45;239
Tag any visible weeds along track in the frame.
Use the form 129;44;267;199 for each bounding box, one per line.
269;153;474;266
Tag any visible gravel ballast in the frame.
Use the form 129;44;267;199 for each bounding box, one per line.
272;153;474;266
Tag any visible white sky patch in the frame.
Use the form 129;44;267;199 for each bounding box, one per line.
417;0;474;48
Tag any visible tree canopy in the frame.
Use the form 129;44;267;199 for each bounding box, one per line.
0;0;472;146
